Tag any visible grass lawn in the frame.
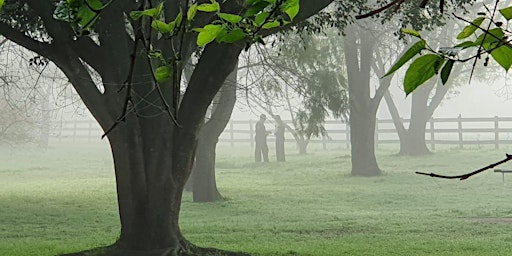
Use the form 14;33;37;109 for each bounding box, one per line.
2;142;512;255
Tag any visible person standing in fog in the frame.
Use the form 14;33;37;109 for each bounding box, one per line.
274;115;285;162
255;114;269;162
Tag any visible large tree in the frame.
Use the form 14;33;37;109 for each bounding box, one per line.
0;0;334;254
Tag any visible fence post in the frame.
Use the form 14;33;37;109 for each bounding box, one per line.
495;116;499;149
229;122;234;147
249;119;254;148
88;121;92;142
322;135;327;150
458;114;463;149
429;118;435;150
73;120;77;142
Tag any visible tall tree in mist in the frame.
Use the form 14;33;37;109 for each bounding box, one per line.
380;2;505;156
0;0;334;254
336;0;473;176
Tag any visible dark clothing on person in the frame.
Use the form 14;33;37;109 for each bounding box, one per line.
275;120;285;162
255;118;269;162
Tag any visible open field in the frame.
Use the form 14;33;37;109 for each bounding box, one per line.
2;142;512;255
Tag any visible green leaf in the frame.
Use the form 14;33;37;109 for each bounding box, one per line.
440;60;454;85
254;12;270;26
76;1;101;28
457;17;484;39
404;54;445;95
454;41;475;49
174;10;182;28
196;24;223;46
245;2;269;17
262;20;280;29
130;2;164;20
155;65;172;83
197;2;220;12
0;0;5;10
216;28;247;43
402;28;421;38
474;28;504;46
218;13;243;23
151;20;175;33
383;39;426;77
187;4;198;21
490;44;512;71
281;0;299;20
499;6;512;20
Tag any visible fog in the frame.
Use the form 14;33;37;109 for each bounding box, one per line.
4;1;512;255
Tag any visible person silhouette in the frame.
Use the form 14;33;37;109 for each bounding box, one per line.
274;115;285;162
255;114;269;162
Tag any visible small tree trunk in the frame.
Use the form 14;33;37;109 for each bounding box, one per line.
191;64;237;202
297;139;308;155
398;83;432;156
192;137;222;202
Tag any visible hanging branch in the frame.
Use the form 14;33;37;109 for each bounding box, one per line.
416;154;512;180
356;0;406;19
356;0;447;20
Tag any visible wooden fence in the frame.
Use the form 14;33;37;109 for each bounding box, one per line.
51;116;512;149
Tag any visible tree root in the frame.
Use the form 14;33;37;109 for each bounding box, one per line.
58;242;252;256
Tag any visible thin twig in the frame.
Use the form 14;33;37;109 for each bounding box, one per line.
141;36;181;127
416;153;512;180
468;0;500;82
356;0;406;19
101;3;143;139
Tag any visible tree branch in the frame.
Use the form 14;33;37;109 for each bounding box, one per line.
416;154;512;180
0;22;52;58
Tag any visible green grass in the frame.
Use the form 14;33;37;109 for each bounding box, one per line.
2;142;512;255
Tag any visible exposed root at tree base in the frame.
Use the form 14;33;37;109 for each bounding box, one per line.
58;243;252;256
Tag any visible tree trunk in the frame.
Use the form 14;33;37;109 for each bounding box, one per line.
385;82;437;156
297;138;308;154
108;115;188;255
192;136;222;202
191;65;237;202
344;25;381;176
349;107;381;176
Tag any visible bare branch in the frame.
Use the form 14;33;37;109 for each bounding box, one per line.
416;154;512;180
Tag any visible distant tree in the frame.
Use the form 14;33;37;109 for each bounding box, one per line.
334;0;474;176
378;1;507;156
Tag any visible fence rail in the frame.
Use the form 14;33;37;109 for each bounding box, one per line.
51;116;512;149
